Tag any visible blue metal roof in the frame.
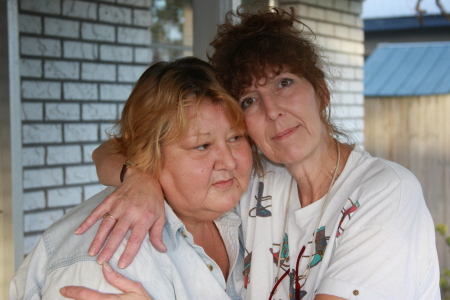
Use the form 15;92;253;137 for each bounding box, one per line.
364;15;450;32
364;42;450;97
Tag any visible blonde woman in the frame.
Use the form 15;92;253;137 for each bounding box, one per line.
10;57;252;300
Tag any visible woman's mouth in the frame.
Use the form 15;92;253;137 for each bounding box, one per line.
213;179;234;189
272;126;299;140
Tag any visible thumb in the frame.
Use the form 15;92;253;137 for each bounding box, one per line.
149;216;167;253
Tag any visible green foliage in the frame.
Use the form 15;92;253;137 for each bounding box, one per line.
436;223;447;236
437;223;450;299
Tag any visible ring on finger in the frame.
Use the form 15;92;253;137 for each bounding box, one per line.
102;212;117;221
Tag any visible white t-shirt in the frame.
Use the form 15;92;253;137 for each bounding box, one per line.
236;147;440;300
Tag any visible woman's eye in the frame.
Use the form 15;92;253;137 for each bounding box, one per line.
240;97;256;110
229;135;242;142
195;144;209;150
278;78;293;88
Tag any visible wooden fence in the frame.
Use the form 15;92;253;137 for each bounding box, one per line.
365;94;450;272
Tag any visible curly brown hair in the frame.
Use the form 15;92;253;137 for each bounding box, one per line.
208;6;343;139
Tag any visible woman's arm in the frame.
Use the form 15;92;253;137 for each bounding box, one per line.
76;141;167;269
92;140;126;187
61;263;154;300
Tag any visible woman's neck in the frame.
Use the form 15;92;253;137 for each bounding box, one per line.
181;219;230;280
284;140;351;207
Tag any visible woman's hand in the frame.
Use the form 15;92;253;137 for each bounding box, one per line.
60;263;154;300
75;168;167;269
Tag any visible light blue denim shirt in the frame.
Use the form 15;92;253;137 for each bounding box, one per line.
10;187;244;300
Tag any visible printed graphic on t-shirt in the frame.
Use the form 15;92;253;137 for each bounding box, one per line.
336;198;360;237
249;182;272;217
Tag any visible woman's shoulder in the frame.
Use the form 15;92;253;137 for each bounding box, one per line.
348;147;422;191
41;187;116;260
340;147;429;224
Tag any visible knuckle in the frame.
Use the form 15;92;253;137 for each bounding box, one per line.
127;234;144;245
111;227;127;238
99;219;115;230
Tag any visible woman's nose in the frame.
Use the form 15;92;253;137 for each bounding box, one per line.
214;145;237;171
264;96;283;121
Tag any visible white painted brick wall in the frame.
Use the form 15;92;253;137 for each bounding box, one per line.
117;0;151;7
64;124;98;142
134;47;153;63
23;191;46;211
62;0;97;20
46;103;80;121
82;103;117;120
44;61;79;80
17;0;155;261
99;4;132;24
20;37;61;57
65;165;98;184
64;41;98;60
64;82;98;100
83;144;100;163
84;184;107;200
22;147;45;167
44;18;80;38
21;0;60;15
118;65;147;82
48;187;83;207
82;63;116;81
22;81;61;100
24;234;42;255
23;124;62;144
81;23;115;42
23;168;64;189
20;59;42;78
118;103;125;116
333;104;364;119
133;9;152;27
100;45;133;62
47;145;82;165
325;10;341;23
19;14;42;34
22;103;43;120
45;103;80;121
117;27;151;45
24;210;64;232
100;83;132;101
100;123;118;141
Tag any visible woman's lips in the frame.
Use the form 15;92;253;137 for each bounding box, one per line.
213;179;234;189
272;125;299;140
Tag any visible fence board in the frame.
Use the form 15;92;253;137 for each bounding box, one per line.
365;95;450;272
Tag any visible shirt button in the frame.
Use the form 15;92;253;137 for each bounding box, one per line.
353;290;359;296
181;230;187;238
207;264;213;271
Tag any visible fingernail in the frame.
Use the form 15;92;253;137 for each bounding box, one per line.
97;255;105;264
118;260;126;269
89;249;96;257
103;262;113;273
74;227;81;234
60;287;66;294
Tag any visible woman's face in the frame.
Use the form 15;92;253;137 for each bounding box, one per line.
238;72;328;165
159;99;252;222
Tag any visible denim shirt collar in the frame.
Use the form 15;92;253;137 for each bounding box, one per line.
163;201;241;250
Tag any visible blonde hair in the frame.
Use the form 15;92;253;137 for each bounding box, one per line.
112;57;247;178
